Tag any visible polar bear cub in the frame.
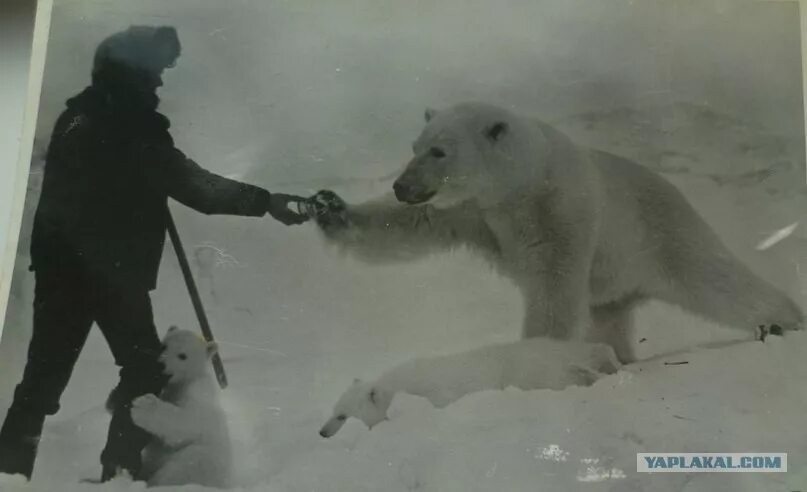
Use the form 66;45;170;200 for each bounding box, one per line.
319;338;619;437
130;327;232;488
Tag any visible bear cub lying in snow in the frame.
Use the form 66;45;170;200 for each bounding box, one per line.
129;327;232;488
320;338;620;437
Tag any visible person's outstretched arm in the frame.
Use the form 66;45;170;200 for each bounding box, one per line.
142;132;307;225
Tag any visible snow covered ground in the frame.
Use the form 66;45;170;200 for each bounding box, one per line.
2;0;807;490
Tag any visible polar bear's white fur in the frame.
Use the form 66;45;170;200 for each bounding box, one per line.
319;338;619;437
311;102;803;363
130;327;232;488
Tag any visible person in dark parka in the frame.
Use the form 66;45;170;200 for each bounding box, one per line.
0;25;308;482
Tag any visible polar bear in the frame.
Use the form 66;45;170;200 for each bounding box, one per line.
129;327;232;488
307;102;803;363
319;338;619;437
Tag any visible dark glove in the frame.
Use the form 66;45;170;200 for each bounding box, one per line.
267;192;309;225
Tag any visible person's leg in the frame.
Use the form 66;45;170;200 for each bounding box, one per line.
94;286;165;481
0;271;94;479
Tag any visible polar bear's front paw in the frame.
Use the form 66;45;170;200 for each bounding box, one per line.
567;364;602;386
131;394;161;428
756;324;789;342
306;190;348;230
133;393;161;409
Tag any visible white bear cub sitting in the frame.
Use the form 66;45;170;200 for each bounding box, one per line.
320;338;619;437
130;327;232;488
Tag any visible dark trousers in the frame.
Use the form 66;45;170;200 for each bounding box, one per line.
0;268;166;480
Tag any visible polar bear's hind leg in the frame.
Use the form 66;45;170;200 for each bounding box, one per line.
654;244;803;336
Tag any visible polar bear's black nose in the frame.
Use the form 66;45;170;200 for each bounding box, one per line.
393;181;410;202
394;181;435;204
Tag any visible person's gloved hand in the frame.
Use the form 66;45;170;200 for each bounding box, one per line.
267;192;309;225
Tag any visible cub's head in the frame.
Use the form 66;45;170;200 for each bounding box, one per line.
319;379;394;438
393;102;546;208
159;326;217;384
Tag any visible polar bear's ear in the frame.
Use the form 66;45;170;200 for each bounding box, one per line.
484;121;509;142
206;341;219;358
368;387;392;408
424;107;439;122
368;387;384;405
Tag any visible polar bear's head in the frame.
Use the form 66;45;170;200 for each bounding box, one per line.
319;379;394;438
159;326;218;384
393;102;548;208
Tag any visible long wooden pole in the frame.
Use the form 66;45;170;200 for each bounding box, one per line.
165;208;228;389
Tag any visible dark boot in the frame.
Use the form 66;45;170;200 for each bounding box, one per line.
100;405;152;482
97;343;167;483
100;373;166;484
0;407;46;480
100;463;125;483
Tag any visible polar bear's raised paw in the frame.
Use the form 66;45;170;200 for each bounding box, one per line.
304;189;348;229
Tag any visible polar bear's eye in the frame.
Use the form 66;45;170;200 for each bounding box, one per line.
430;147;446;159
178;353;187;360
337;414;347;421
